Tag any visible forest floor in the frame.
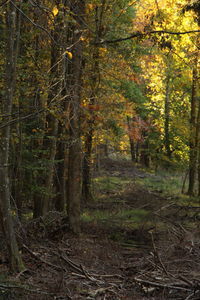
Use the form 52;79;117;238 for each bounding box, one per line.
1;158;200;299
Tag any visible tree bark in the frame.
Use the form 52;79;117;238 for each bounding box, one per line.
82;3;106;203
164;74;171;158
188;57;198;196
41;13;61;215
127;116;136;162
67;0;85;234
0;1;24;272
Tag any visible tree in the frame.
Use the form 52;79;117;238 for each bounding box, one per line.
187;55;198;195
0;1;24;272
66;0;85;234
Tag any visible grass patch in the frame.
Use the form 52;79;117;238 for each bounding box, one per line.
81;208;150;230
115;209;149;222
136;171;183;197
93;176;131;195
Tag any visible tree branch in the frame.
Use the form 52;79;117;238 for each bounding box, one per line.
0;0;10;7
10;0;58;45
98;30;200;44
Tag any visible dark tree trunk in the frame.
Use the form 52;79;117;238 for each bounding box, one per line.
140;142;150;168
164;74;171;158
82;127;94;203
196;99;200;196
0;1;24;272
41;14;61;215
127;116;136;162
188;58;198;196
136;142;140;162
55;136;67;212
67;0;85;234
82;3;105;203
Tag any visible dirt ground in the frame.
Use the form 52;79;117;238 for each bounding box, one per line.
1;159;200;300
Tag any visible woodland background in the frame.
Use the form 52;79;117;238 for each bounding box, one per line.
1;0;200;279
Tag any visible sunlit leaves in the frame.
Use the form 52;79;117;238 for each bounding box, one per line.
52;6;59;16
65;51;73;59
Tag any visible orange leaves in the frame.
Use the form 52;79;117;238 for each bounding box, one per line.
88;104;100;111
127;116;151;142
127;74;141;84
81;103;101;111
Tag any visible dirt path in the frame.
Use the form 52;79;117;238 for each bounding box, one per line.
1;159;200;299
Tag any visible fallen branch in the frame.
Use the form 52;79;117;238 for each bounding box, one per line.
0;283;57;296
22;244;62;271
134;277;193;292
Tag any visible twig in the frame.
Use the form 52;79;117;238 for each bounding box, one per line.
185;291;199;300
0;283;56;295
134;277;192;292
79;264;104;284
178;275;193;287
154;202;175;214
0;0;10;7
15;269;29;279
22;244;62;271
10;0;58;44
150;232;169;277
59;253;83;273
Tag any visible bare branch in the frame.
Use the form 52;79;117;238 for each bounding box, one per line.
10;0;58;44
98;30;200;44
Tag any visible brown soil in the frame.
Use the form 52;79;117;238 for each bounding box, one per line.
1;159;200;300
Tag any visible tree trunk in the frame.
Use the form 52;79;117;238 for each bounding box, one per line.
41;15;61;215
140;141;150;168
67;0;85;234
0;1;24;272
188;57;198;196
196;99;200;196
127;116;136;162
11;2;23;219
82;127;94;203
55;138;67;212
164;74;171;158
140;130;150;168
82;3;106;203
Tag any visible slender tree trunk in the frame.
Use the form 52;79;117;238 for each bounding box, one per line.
82;126;94;203
196;99;200;196
32;35;45;218
140;130;150;168
164;74;171;158
41;16;61;215
67;0;85;234
0;1;24;272
82;3;106;203
11;2;23;218
136;142;140;162
42;117;58;214
140;141;150;168
188;58;198;196
127;116;136;162
55;138;67;212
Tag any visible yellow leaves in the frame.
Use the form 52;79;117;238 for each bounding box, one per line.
65;51;73;59
99;47;107;57
52;6;59;16
86;3;95;13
